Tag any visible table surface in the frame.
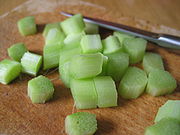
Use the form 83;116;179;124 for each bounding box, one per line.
0;0;180;135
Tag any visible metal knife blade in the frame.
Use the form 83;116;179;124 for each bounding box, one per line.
61;11;180;49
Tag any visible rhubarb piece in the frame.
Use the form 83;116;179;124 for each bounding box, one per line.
0;59;21;84
28;75;54;103
123;38;147;64
70;78;97;109
146;69;177;96
106;52;129;81
80;34;102;54
94;76;118;108
8;43;27;62
118;67;147;99
17;16;37;36
61;14;85;35
65;112;97;135
21;52;42;76
155;100;180;123
143;52;164;74
70;53;103;79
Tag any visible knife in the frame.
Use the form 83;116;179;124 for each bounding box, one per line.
61;11;180;49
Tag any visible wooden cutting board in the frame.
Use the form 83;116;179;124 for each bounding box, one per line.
0;0;180;135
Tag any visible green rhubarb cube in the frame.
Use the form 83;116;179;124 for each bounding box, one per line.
80;34;103;53
43;22;61;37
8;43;27;62
145;118;180;135
106;52;129;81
113;31;134;45
28;75;54;103
94;76;118;108
70;53;103;79
65;112;97;135
17;16;37;36
102;35;122;54
43;44;61;70
45;28;65;48
61;14;85;35
146;69;177;96
155;100;180;123
0;59;21;84
63;32;85;49
70;78;98;109
123;38;147;64
21;52;42;76
118;67;147;99
143;52;164;74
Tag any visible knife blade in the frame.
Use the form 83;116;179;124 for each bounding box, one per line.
60;11;180;49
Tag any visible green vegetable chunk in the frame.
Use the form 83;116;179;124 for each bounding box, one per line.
65;112;97;135
85;22;99;34
17;16;37;36
28;75;54;103
99;55;108;75
94;76;118;108
21;52;42;76
61;14;85;35
43;22;61;37
45;28;65;48
70;78;98;109
102;35;122;54
70;53;103;79
43;44;62;70
155;100;180;123
43;28;65;70
146;69;177;96
59;62;71;88
118;67;147;99
123;38;147;64
106;52;129;81
143;52;164;74
113;31;134;45
80;34;103;54
64;32;85;49
8;43;27;62
0;59;21;84
59;47;82;66
145;118;180;135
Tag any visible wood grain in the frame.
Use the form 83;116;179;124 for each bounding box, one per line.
0;0;180;135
